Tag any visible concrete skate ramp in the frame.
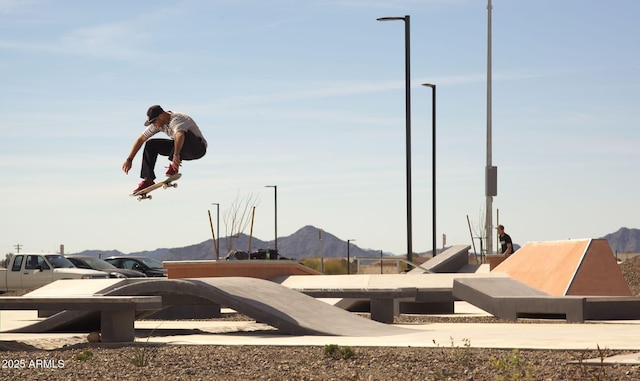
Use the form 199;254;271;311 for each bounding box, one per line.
408;245;471;274
453;276;640;322
492;239;632;296
10;277;411;337
452;277;587;322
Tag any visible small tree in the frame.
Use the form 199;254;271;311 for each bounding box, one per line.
223;192;260;253
468;206;487;262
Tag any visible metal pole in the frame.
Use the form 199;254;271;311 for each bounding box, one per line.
485;0;494;254
423;83;436;257
404;15;412;265
211;203;220;259
496;208;500;252
466;214;478;259
319;228;324;274
431;85;436;257
377;15;412;264
207;210;217;259
216;204;220;258
265;185;278;251
274;186;278;251
248;206;256;253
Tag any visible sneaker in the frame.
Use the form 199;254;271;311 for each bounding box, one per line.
165;165;179;177
133;180;154;193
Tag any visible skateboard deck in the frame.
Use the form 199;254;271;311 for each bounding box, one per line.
130;173;182;201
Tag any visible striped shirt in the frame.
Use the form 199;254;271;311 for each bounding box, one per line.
142;111;208;148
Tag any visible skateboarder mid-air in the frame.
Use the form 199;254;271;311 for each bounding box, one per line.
122;105;208;193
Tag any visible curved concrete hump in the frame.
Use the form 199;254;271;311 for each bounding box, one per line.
10;277;411;337
184;277;411;336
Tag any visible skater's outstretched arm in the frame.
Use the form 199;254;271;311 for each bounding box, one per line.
122;134;148;174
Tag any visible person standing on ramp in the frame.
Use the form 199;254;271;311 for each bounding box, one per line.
497;224;514;257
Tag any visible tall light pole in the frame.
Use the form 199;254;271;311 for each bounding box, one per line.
377;15;413;264
347;239;356;275
319;228;324;274
485;0;496;255
264;185;278;251
422;83;436;257
211;203;220;259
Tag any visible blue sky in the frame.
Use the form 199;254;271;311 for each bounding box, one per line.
1;0;639;256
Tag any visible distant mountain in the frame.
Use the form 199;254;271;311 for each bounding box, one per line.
73;249;125;259
277;225;379;260
71;225;397;261
70;226;640;262
602;227;640;253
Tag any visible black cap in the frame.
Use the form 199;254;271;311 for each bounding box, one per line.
144;105;164;126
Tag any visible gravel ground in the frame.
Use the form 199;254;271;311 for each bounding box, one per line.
1;257;639;380
1;341;639;380
620;255;640;296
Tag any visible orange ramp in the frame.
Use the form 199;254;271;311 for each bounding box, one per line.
492;239;631;296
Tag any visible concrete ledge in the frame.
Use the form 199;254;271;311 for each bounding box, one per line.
584;297;640;320
402;289;455;314
277;273;509;320
1;296;162;342
298;288;417;323
298;288;417;299
453;277;586;322
0;296;161;310
163;260;321;280
290;287;457;322
498;296;585;322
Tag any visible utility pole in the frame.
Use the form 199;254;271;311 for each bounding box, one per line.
14;244;22;253
485;0;496;255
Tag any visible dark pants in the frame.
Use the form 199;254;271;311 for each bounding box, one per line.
141;130;206;180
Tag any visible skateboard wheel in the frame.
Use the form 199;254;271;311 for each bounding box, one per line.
174;183;178;188
162;184;168;189
137;197;142;202
148;195;153;200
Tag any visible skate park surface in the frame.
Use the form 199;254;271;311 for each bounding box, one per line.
1;239;640;364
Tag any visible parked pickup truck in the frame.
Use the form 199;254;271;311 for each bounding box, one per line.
0;253;108;293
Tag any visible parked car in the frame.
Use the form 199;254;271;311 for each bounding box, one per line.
0;253;108;293
103;256;168;277
65;255;147;278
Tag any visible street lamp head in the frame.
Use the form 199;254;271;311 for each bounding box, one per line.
377;16;407;22
422;83;435;88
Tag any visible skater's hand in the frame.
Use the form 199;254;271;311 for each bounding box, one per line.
171;155;182;172
122;158;133;174
123;135;146;175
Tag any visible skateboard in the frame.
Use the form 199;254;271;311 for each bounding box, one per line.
130;173;182;201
